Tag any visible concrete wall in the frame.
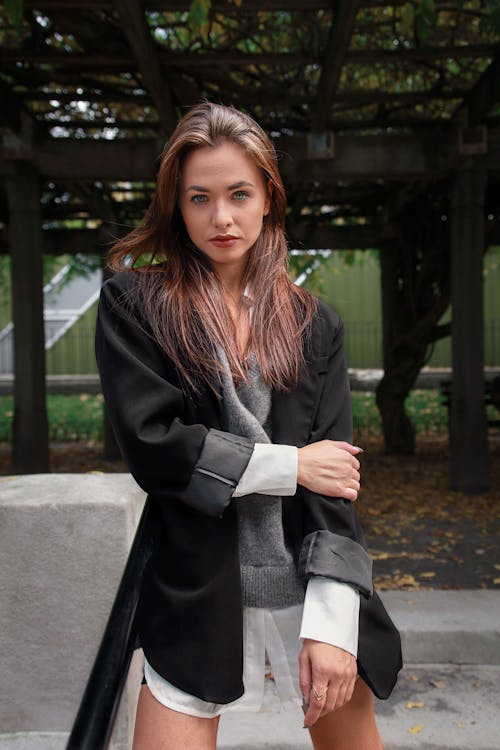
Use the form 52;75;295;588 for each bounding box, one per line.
0;473;146;750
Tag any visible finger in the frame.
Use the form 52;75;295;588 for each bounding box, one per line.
332;678;350;712
320;684;339;717
332;441;361;455
344;675;356;705
340;487;358;502
298;650;312;706
304;685;328;727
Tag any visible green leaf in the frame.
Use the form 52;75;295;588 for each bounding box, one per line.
188;0;211;37
481;1;500;35
414;0;437;42
400;3;415;36
5;0;24;27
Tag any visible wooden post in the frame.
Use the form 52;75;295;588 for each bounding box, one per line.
6;162;49;473
449;169;489;492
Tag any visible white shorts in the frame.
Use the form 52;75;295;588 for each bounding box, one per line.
144;604;304;718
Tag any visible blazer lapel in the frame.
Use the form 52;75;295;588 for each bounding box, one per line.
271;353;329;447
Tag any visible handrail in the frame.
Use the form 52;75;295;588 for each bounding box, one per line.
66;497;154;750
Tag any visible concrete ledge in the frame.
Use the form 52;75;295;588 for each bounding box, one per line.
0;733;69;750
380;590;500;665
0;473;146;750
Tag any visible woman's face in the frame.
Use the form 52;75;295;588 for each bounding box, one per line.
179;140;271;280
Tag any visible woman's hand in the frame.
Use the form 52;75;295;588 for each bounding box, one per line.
297;440;361;501
299;639;357;727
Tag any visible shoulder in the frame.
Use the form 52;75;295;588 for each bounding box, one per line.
102;268;142;298
314;298;342;331
309;297;344;356
99;268;150;324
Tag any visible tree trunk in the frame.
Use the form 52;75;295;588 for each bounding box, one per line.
376;188;451;454
376;239;418;453
376;376;415;454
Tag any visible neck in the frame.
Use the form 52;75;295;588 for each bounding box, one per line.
213;261;246;299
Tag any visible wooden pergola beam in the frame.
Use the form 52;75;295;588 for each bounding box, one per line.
0;223;391;255
2;44;497;71
2;131;498;181
314;0;361;133
115;0;177;134
21;87;470;109
6;221;500;256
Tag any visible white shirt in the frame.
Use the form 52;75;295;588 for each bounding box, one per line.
233;443;360;657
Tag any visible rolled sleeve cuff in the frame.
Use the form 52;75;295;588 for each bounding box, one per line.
298;530;373;598
299;577;360;657
232;443;298;497
182;428;254;517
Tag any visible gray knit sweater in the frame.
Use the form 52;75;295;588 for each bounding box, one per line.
217;347;305;608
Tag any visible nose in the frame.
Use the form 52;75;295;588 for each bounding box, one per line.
211;199;233;229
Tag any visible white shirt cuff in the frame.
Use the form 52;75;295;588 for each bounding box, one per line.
232;443;298;497
299;576;360;658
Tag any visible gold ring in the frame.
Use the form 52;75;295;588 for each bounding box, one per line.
312;686;327;702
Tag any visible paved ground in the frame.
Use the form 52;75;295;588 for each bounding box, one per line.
217;663;500;750
217;591;500;750
1;591;498;750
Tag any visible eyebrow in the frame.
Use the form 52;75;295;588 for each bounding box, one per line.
184;180;255;193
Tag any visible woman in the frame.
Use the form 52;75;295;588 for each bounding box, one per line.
95;102;402;750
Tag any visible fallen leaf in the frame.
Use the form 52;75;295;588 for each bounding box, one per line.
429;679;447;689
406;700;425;709
457;722;465;729
420;571;436;578
408;674;420;682
408;724;424;734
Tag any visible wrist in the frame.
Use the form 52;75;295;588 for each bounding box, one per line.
296;446;307;486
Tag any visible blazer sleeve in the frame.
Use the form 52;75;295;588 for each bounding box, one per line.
298;304;373;598
95;273;254;518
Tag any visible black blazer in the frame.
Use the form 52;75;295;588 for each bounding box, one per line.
95;270;402;704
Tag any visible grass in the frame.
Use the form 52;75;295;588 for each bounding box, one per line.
0;389;450;443
0;393;105;442
351;389;450;438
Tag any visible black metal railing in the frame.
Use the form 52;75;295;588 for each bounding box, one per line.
66;498;154;750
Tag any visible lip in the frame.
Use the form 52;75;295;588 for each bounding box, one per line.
210;235;239;247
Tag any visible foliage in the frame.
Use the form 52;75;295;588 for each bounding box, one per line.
0;389;451;443
480;0;500;34
401;0;437;43
188;0;211;36
4;0;23;27
0;394;104;442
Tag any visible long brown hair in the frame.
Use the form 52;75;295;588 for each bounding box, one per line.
107;102;317;393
